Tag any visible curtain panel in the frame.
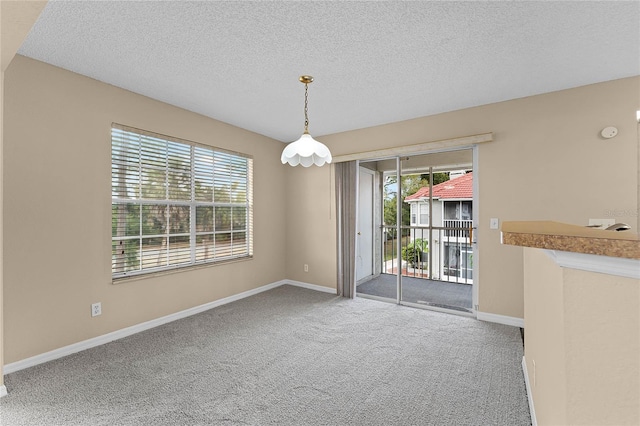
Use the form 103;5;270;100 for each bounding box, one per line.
335;161;358;298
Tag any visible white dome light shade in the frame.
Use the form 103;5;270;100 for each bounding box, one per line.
282;75;332;167
281;133;332;167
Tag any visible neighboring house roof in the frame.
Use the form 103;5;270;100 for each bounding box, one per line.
405;172;473;202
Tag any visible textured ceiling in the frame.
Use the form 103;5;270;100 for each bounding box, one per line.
18;1;640;143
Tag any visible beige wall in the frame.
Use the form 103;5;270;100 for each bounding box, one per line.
524;248;640;425
1;0;48;388
3;56;287;363
563;268;639;424
285;165;336;286
523;248;567;424
289;77;640;318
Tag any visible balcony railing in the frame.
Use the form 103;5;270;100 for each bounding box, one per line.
382;223;473;284
443;219;473;238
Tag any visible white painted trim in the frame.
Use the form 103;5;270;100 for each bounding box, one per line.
545;250;640;280
471;144;479;313
357;292;394;304
0;385;7;398
283;279;337;294
357;166;376;282
522;356;538;426
477;311;525;328
401;300;476;319
333;132;493;163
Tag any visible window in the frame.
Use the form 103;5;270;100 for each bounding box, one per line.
410;203;417;224
443;243;472;280
444;201;460;220
111;124;253;278
444;201;472;221
461;201;472;220
419;203;429;225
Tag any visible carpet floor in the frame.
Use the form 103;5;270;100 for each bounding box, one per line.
357;274;473;312
0;285;531;425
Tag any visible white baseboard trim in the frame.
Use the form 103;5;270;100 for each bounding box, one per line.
522;356;538;426
0;385;7;398
477;311;524;328
283;279;337;294
4;279;322;375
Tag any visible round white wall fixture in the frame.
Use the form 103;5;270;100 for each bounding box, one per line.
601;126;618;139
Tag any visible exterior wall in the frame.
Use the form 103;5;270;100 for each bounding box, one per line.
407;199;445;279
433;200;443;233
441;200;473;283
3;56;287;364
288;76;639;318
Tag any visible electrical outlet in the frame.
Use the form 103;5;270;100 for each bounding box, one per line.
91;302;102;317
304;264;309;272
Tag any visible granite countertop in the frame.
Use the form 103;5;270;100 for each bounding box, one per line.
501;221;640;260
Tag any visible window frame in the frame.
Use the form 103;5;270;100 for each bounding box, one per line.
111;124;253;280
419;202;429;225
410;203;417;225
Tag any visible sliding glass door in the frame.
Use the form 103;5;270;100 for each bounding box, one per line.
355;159;398;301
355;149;476;315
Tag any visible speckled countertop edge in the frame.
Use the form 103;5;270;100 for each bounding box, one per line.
501;221;640;260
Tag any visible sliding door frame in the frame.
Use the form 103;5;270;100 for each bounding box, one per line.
349;142;485;317
397;150;477;317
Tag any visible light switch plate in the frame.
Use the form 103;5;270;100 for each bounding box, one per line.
490;218;499;229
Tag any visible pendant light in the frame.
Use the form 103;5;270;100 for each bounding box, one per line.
281;75;332;167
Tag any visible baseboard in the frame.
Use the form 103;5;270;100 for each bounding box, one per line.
4;279;291;375
477;311;524;328
0;385;7;398
283;279;337;294
522;356;538;426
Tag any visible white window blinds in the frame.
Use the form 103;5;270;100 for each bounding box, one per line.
111;124;253;278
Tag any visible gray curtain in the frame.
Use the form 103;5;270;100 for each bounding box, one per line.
335;161;358;298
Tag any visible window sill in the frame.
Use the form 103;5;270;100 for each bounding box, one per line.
111;256;253;285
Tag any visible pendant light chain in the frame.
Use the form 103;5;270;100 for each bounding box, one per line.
281;74;332;167
304;82;309;133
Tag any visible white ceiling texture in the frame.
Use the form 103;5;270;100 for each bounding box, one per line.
18;1;640;143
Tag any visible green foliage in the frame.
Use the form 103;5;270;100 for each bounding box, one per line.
401;245;420;268
124;240;140;269
411;238;429;252
401;238;428;268
383;172;450;233
112;204;141;271
422;172;450;186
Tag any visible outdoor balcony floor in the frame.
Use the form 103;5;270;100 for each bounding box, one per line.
356;273;472;313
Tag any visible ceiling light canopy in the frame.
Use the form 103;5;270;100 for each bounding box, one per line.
281;75;332;167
